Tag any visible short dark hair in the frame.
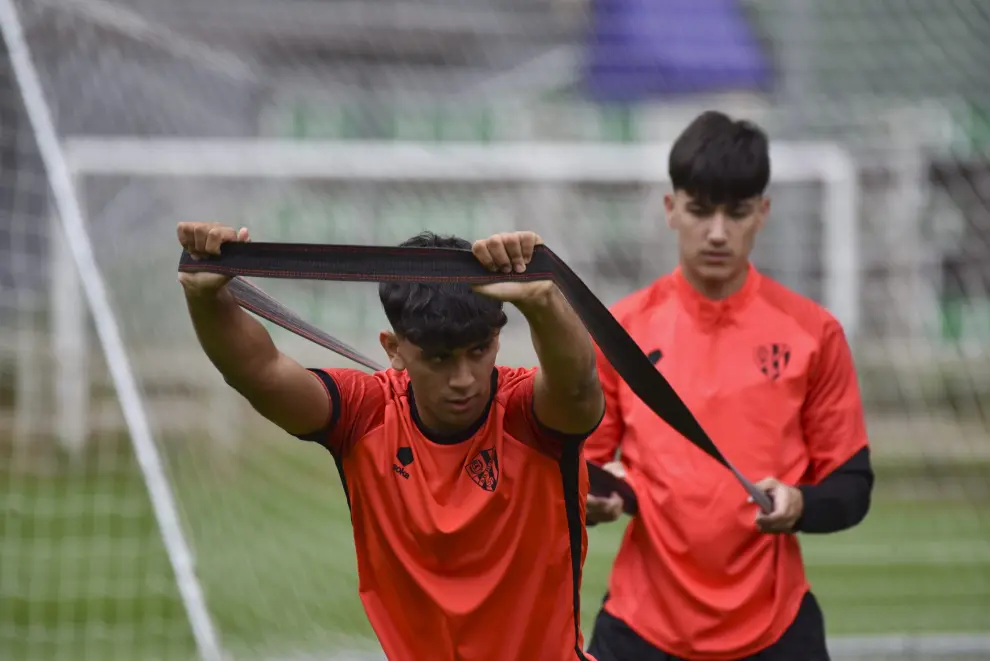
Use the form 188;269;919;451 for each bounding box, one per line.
378;231;508;351
668;110;770;206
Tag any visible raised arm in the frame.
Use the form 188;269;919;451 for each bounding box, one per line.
472;232;605;436
177;222;330;436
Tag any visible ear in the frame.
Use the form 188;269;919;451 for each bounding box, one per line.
756;196;771;230
379;330;405;371
663;192;676;230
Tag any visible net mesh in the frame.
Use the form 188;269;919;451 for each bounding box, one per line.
1;1;989;660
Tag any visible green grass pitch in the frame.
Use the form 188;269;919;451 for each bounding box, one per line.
1;434;988;661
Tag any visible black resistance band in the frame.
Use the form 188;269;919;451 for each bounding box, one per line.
179;242;774;514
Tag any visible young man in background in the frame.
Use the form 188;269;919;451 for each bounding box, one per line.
178;224;605;661
584;111;874;661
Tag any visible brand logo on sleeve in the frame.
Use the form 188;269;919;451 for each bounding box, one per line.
754;343;791;381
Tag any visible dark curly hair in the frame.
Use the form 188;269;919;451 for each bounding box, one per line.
378;231;508;351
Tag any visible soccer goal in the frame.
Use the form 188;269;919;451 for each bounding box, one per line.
2;1;988;661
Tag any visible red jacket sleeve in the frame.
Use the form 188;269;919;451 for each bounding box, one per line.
582;343;625;466
800;319;870;483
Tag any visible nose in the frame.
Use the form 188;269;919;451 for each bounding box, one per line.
448;357;476;392
707;214;728;245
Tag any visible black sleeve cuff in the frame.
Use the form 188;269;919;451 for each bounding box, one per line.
530;395;606;444
794;446;875;534
293;368;342;446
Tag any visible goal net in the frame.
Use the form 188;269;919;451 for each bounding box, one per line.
1;1;988;661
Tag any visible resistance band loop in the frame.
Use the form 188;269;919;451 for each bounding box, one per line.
179;242;772;513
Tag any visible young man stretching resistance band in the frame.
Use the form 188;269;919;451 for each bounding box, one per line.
178;225;605;661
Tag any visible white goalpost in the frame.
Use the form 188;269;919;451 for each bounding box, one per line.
61;135;862;326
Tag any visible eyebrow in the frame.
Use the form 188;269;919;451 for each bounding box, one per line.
689;201;753;211
422;339;492;358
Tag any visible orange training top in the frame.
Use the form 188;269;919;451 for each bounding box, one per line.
303;365;595;661
584;264;869;660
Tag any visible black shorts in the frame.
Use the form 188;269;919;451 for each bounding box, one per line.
587;590;830;661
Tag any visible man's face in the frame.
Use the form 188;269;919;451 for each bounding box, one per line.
380;331;500;434
665;190;768;290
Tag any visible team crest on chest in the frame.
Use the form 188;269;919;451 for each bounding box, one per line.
465;447;499;492
754;343;791;381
